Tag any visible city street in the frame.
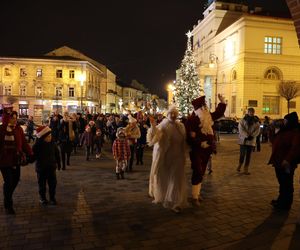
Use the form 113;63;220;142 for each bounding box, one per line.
0;134;299;250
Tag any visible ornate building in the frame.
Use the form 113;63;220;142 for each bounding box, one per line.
191;0;300;118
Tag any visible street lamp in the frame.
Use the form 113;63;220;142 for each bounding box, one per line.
209;54;219;109
79;73;86;112
167;81;176;105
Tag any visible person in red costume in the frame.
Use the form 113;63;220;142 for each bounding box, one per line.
0;107;34;214
185;94;226;207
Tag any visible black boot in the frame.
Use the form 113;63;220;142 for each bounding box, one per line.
120;171;125;179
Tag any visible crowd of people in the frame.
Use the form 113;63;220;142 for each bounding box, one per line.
0;94;299;215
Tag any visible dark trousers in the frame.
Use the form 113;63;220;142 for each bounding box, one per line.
37;167;57;201
190;150;211;185
95;142;102;154
27;132;35;143
85;145;91;160
136;144;145;164
239;145;253;167
128;144;136;171
275;166;295;207
1;166;21;209
60;142;72;168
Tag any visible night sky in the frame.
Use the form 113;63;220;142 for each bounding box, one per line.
0;0;290;98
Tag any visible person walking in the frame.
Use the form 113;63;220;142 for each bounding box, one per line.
236;108;260;175
33;126;61;205
268;112;300;210
185;94;226;207
124;115;141;172
136;114;149;165
112;128;131;179
0;108;34;214
147;105;188;213
80;126;94;161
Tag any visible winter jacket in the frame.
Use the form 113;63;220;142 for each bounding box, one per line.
238;115;260;146
112;138;131;160
0;124;33;168
32;139;61;171
80;131;94;146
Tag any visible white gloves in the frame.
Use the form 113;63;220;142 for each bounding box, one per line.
201;141;210;148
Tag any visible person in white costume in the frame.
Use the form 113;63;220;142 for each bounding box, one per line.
147;105;188;213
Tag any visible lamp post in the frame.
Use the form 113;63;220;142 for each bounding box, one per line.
209;54;219;109
167;81;176;106
79;73;86;112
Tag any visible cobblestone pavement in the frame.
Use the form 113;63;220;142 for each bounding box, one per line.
0;134;299;250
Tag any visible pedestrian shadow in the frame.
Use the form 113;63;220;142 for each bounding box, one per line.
225;210;289;250
288;223;300;250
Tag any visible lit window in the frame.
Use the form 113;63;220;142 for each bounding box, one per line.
69;70;75;79
232;70;237;80
264;36;282;54
69;87;75;97
20;68;27;77
56;70;63;78
36;86;43;97
4;86;12;95
20;85;26;96
264;68;281;80
55;86;62;97
263;96;279;115
4;68;11;76
36;69;43;77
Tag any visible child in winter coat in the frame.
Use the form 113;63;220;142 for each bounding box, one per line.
80;126;94;161
112;128;131;179
32;126;61;206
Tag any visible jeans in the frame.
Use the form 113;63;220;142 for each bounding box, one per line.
239;145;253;167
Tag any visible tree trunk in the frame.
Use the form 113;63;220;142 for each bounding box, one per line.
287;99;290;114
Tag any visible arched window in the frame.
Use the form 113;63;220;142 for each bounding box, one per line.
232;70;237;81
264;67;282;80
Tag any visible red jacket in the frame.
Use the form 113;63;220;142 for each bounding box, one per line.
0;124;33;168
268;127;300;168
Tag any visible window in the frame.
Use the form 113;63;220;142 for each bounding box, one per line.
55;86;62;97
4;68;11;76
69;70;75;79
56;69;63;78
264;68;281;80
20;68;27;77
36;69;42;77
232;70;237;81
20;85;26;96
68;87;75;97
36;86;43;97
4;86;12;95
264;36;282;54
248;100;258;107
231;96;236;114
289;101;296;109
263;96;280;115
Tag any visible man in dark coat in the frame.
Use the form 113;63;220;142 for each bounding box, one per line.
185;94;226;207
268;112;300;210
0;108;33;214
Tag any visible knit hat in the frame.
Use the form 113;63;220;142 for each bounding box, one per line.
284;112;299;127
192;96;206;110
128;115;137;123
36;126;52;139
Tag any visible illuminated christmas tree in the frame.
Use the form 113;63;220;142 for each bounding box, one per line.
175;31;204;116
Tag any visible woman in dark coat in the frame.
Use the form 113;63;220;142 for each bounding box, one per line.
268;112;300;210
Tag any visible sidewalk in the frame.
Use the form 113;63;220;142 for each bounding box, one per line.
0;134;299;250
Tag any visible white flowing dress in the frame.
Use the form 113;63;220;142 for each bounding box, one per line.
147;118;188;209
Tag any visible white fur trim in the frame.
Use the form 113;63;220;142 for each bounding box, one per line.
37;126;52;138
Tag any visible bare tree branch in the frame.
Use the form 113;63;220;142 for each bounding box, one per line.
278;81;300;101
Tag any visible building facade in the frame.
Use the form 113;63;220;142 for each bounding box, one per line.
191;1;300;119
0;56;103;122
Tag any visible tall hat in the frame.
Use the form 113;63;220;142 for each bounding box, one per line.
192;96;206;110
36;126;52;139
